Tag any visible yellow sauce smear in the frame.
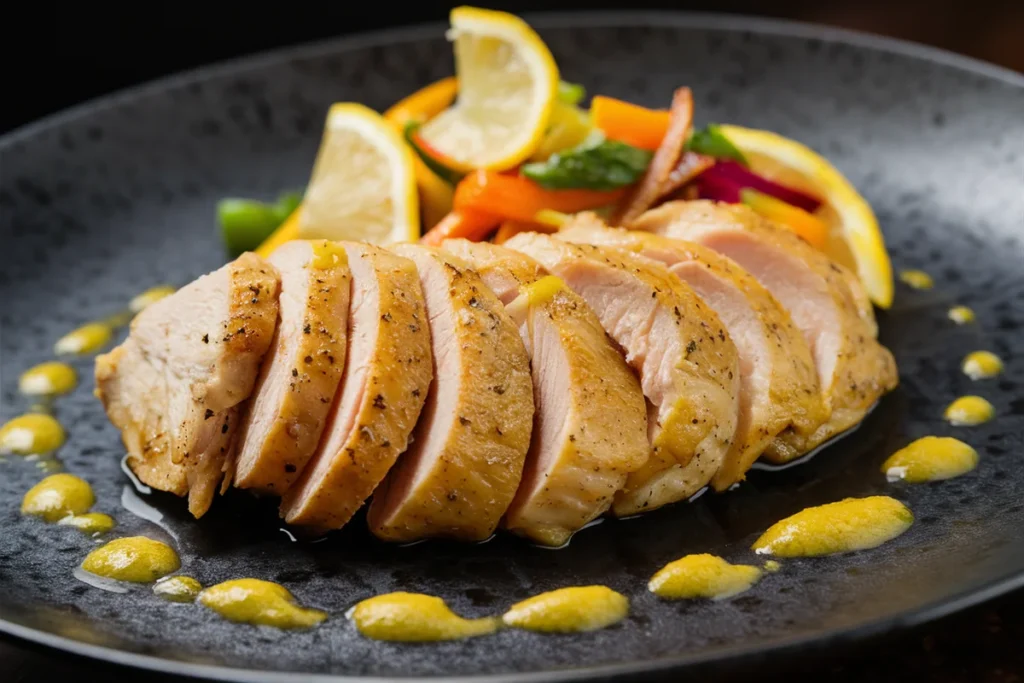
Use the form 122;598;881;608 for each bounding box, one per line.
944;395;995;426
763;560;781;573
753;496;913;557
502;586;628;633
883;436;978;483
898;270;933;290
962;351;1004;380
129;285;176;313
81;537;180;583
154;576;203;603
19;362;77;396
55;322;113;355
310;239;350;269
524;275;565;306
0;414;66;454
947;306;975;325
59;512;116;535
648;554;762;600
21;473;94;522
200;579;326;629
351;592;496;642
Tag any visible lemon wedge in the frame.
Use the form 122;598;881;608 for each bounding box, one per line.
417;6;559;172
297;103;419;245
719;124;893;309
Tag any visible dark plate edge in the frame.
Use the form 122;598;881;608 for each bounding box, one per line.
2;9;1023;682
1;10;1022;151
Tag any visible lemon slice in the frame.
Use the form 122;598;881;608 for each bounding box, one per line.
719;124;894;309
298;103;419;245
417;6;559;172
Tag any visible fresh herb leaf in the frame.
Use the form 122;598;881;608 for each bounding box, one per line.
686;124;748;165
557;80;586;106
521;135;652;190
272;191;303;223
403;121;462;185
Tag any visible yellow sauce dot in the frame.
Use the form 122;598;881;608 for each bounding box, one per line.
81;537;180;583
58;512;116;535
882;436;978;483
944;395;995;426
962;351;1004;380
0;414;66;454
199;579;326;629
763;560;781;573
310;240;350;270
129;285;176;313
648;554;762;600
350;592;496;642
153;576;203;603
502;586;628;633
899;270;933;290
55;322;112;355
753;496;913;557
947;306;975;325
21;473;94;522
524;275;566;306
19;362;77;396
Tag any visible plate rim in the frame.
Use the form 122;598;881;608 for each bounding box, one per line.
2;10;1023;682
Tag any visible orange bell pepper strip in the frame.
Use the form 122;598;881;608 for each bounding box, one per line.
453;170;626;223
740;188;828;249
591;96;671;151
255;205;303;259
420;209;501;246
383;77;458;127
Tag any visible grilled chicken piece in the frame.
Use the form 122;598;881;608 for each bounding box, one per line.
367;245;534;543
279;243;431;530
441;239;649;546
631;200;897;460
504;233;740;516
232;241;350;495
95;253;280;517
558;220;826;490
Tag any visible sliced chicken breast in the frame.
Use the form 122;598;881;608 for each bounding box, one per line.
558;219;827;490
279;243;431;530
504;233;740;516
441;239;649;546
232;240;351;495
367;245;534;543
630;200;897;460
95;253;280;517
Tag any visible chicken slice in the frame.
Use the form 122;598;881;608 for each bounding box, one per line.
279;243;431;530
232;241;350;495
630;200;897;461
558;219;826;490
367;245;534;543
504;233;740;515
441;239;649;546
95;253;280;517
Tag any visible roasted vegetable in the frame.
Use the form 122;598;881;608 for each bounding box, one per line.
687;124;748;165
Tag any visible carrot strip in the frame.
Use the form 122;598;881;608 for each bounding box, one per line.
740;188;828;249
591;96;671;151
614;87;694;224
420;209;500;246
454;170;625;223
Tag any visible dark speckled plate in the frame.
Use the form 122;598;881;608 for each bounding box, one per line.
1;12;1023;682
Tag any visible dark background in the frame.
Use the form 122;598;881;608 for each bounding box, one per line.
2;0;1022;135
3;1;1023;681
